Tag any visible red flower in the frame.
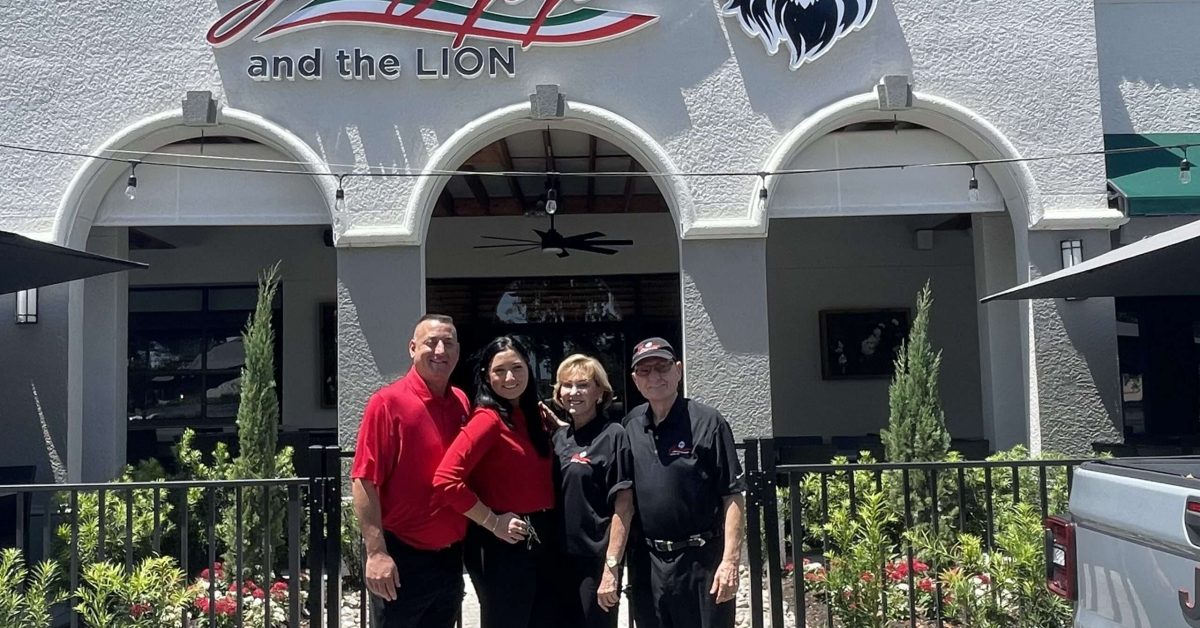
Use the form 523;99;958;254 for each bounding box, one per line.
215;598;237;616
912;560;929;574
199;568;211;580
977;573;991;585
194;597;210;613
129;602;152;618
860;571;874;582
918;578;934;593
271;581;288;593
252;588;266;599
784;561;795;573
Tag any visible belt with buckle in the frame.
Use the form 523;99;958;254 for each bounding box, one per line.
645;530;716;552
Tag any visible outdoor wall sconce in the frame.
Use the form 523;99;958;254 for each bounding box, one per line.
1060;240;1083;269
15;288;37;324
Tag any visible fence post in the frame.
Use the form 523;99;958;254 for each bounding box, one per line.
758;439;784;628
744;439;765;628
307;445;328;628
325;445;344;628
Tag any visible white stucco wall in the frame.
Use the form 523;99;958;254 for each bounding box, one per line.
1096;0;1200;134
0;0;1111;241
767;216;984;439
0;0;1136;463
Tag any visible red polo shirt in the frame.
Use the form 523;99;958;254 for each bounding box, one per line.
351;369;471;550
433;407;555;515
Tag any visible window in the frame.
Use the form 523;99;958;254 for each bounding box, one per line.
128;286;282;425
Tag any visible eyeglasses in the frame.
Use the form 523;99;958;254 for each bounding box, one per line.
633;362;675;378
522;515;541;550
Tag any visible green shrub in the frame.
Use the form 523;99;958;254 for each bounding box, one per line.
75;556;190;628
0;548;67;628
54;460;175;566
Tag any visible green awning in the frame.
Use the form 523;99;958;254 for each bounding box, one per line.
1106;133;1200;216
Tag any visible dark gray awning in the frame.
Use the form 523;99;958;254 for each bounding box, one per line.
982;219;1200;302
1;230;147;295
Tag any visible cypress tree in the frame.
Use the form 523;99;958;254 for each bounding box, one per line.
881;281;950;463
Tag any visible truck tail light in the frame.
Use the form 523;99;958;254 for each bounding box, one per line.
1044;515;1077;601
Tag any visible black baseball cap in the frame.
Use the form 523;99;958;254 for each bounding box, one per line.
631;337;677;367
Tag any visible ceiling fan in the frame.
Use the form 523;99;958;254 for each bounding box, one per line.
473;189;634;258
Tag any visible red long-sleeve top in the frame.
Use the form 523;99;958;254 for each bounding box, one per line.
433;406;555;515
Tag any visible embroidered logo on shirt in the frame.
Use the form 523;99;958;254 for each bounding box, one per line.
667;440;692;456
570;451;592;464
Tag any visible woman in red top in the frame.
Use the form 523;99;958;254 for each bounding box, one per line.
433;336;557;628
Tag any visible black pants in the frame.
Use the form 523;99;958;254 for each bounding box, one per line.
560;554;620;628
373;533;463;628
464;511;559;628
646;540;735;628
626;541;659;628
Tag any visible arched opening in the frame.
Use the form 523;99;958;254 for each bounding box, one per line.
59;114;336;481
765;115;1029;460
424;128;680;415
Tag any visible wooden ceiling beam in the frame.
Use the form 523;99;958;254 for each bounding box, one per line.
461;166;491;211
439;194;666;216
587;135;597;211
497;137;527;209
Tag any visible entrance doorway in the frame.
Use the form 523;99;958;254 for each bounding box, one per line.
424;128;680;412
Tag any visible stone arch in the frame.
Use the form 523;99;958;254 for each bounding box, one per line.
55;106;333;480
755;91;1037;241
405;100;693;245
53;106;335;248
758;91;1041;450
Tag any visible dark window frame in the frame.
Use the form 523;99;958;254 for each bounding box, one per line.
127;284;283;428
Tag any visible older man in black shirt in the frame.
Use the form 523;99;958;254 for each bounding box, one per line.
623;337;746;628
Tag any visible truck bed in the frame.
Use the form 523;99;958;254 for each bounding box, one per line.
1087;456;1200;480
1069;456;1200;627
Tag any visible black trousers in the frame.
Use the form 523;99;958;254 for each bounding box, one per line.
645;539;735;628
560;554;620;628
463;511;559;628
625;541;659;628
373;533;464;628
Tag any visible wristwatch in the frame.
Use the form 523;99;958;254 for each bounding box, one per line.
605;556;620;570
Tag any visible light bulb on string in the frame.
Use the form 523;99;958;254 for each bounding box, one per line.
758;174;768;213
968;164;980;202
545;187;558;215
1181;148;1192;185
125;163;138;200
334;175;346;213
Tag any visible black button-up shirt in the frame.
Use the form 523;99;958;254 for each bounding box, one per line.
553;416;634;558
624;396;746;542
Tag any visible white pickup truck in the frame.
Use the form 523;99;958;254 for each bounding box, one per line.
1046;458;1200;627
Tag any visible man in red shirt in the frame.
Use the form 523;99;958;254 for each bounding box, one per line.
352;314;471;628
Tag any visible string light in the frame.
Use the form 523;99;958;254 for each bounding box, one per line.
334;175;346;212
0;139;1196;184
1181;148;1192;185
124;162;138;200
544;187;558;215
758;173;769;212
968;164;980;202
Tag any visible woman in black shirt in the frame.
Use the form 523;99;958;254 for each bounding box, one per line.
551;354;635;628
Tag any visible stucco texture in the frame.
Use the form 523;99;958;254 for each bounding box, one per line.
0;0;1113;241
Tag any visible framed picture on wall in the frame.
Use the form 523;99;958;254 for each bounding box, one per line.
319;302;337;408
819;308;911;380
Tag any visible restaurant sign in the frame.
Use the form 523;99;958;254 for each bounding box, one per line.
207;0;659;81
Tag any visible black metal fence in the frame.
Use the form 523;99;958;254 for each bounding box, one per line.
0;440;1094;628
0;445;351;628
741;439;1090;628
